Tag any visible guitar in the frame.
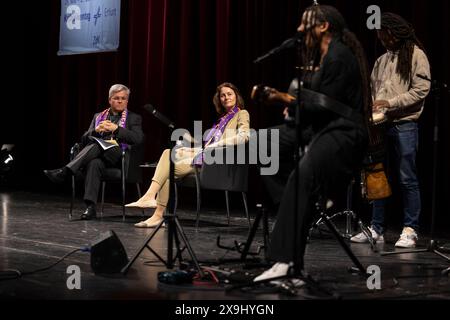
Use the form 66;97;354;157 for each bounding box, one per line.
251;85;296;106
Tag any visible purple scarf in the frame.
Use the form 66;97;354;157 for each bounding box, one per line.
192;106;240;166
95;108;129;150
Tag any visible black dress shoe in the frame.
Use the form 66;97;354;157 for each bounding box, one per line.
43;168;68;184
80;206;97;220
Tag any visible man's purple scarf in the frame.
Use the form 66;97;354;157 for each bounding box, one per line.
95;108;129;150
192;106;240;166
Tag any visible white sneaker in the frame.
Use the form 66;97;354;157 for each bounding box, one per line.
395;227;418;248
253;262;290;282
350;227;384;243
270;278;306;289
289;278;306;288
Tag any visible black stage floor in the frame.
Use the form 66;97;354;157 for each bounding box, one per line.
1;191;449;301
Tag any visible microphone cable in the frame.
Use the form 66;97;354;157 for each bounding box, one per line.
0;246;90;281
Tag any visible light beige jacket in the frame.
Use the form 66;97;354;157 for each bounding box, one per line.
176;109;250;160
371;45;431;122
211;109;250;147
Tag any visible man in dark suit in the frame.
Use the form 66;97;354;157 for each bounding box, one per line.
44;84;144;220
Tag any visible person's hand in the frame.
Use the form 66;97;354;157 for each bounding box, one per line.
176;147;195;159
95;121;107;133
102;120;119;132
373;100;390;112
283;107;290;119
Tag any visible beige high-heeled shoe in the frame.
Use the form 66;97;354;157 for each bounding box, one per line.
134;217;164;228
125;199;158;208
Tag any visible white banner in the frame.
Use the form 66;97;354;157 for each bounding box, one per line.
58;0;121;55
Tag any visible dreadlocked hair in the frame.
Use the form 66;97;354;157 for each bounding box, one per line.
300;5;372;131
342;29;372;130
381;12;425;84
299;5;323;85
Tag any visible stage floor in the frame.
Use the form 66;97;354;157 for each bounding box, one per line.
0;191;449;301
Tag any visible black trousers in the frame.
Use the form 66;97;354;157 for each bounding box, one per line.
66;143;122;204
268;122;366;268
259;124;297;206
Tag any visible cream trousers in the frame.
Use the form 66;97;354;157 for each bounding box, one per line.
152;149;196;207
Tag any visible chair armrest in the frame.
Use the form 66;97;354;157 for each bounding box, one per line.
202;143;249;164
123;142;144;183
69;143;82;161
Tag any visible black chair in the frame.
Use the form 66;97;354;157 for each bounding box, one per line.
174;144;251;229
69;142;144;221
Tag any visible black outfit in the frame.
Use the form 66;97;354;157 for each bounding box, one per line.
261;78;312;206
267;39;368;268
66;110;143;204
260;123;297;205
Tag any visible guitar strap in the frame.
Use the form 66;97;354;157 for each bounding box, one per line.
300;88;364;125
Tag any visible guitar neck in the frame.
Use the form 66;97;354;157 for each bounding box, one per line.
276;92;296;104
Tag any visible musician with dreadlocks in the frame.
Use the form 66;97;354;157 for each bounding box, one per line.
254;4;370;285
351;13;431;248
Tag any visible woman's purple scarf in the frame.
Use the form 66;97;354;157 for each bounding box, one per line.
192;106;240;166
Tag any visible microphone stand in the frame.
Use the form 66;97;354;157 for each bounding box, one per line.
122;109;204;277
253;32;304;64
292;45;304;278
380;77;450;269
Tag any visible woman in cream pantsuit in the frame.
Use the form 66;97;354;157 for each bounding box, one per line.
126;82;250;227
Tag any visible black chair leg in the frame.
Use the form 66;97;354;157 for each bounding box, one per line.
70;175;75;220
195;187;200;231
195;180;201;230
121;153;126;221
174;183;178;215
242;192;251;229
101;181;106;218
136;183;144;217
122;180;126;222
225;190;231;226
193;172;202;230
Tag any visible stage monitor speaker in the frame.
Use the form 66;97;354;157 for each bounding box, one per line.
90;230;129;274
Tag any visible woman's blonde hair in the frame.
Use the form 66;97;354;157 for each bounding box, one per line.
213;82;245;115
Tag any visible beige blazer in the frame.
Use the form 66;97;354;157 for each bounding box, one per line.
212;109;251;147
175;109;250;161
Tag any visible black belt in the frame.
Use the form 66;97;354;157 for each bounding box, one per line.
392;120;416;126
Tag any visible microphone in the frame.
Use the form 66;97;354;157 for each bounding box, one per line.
143;104;175;129
253;32;304;64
